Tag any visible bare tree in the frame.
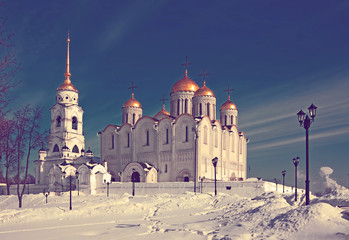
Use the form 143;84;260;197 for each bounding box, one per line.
0;2;18;117
13;106;45;208
0;117;16;194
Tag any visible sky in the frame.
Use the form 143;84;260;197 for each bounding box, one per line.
1;0;349;189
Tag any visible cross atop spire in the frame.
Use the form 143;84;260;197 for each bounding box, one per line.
128;81;138;98
64;30;71;83
181;56;192;76
224;84;234;100
160;94;168;108
198;68;210;86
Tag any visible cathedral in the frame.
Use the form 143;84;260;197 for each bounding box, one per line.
101;60;248;183
34;34;110;193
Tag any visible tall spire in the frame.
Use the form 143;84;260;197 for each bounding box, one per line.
64;31;71;84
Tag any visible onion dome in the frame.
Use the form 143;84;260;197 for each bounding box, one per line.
171;69;199;93
154;105;170;118
57;33;78;93
62;145;70;151
194;81;215;97
123;93;142;108
220;95;237;110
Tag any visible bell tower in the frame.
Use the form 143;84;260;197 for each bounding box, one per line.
47;33;85;159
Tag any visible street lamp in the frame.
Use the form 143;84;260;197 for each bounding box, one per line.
104;179;110;197
282;170;286;193
293;157;300;201
43;189;50;203
62;170;77;210
75;171;79;196
212;157;218;196
132;168;136;196
199;176;205;193
297;103;317;205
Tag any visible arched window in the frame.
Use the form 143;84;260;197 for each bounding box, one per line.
185;99;188;113
177;99;180;115
224;115;227;125
125;113;128;123
72;117;78;130
132;113;135;124
146;130;149;146
165;164;168;173
111;135;114;149
232;134;235;152
203;126;208;144
72;145;79;153
231;116;234;125
207;103;210;116
165;128;169;144
56;116;61;127
126;132;130;148
185;126;189;142
214;130;218;148
200;103;202;115
53;144;59;152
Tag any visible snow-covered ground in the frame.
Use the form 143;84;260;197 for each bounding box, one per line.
0;187;348;240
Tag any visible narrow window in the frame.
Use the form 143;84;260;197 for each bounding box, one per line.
232;135;235;152
125;113;128;123
146;130;149;146
166;128;169;144
185;126;188;142
56;116;61;127
53;144;59;152
111;134;114;149
215;130;218;148
207;103;210;116
133;113;135;124
185;99;188;113
199;103;202;115
72;117;78;130
165;164;168;173
224;115;227;125
205;158;207;173
177;99;180;115
72;145;79;153
127;132;130;147
231;116;233;125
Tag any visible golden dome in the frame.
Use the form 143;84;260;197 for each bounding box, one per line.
123;93;142;108
155;105;170;116
220;96;237;110
171;71;199;93
194;81;215;97
57;81;78;92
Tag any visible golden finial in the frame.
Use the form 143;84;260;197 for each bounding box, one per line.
199;68;210;87
182;56;192;77
224;84;234;101
64;30;71;83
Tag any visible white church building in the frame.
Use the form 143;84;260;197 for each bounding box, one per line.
34;34;110;194
101;61;248;183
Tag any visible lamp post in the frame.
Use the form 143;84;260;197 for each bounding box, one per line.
293;157;300;201
212;157;218;196
282;170;286;193
297;103;317;205
104;179;110;197
76;171;79;196
132;168;136;197
43;190;50;203
62;170;77;210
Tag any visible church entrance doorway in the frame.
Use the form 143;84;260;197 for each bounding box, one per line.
184;176;189;182
131;171;140;182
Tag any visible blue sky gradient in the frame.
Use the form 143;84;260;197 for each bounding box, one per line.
2;0;349;189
